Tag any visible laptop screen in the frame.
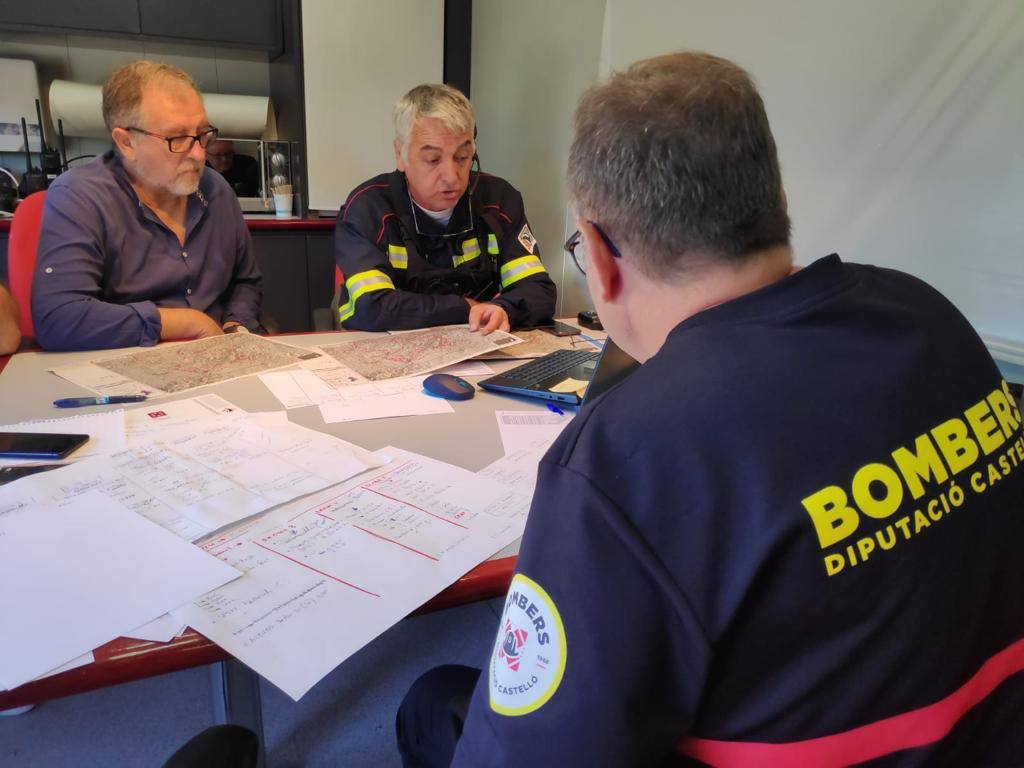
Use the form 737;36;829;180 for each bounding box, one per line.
580;337;640;405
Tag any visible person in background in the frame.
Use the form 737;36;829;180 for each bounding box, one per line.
206;138;260;197
333;84;556;334
0;283;20;354
32;60;262;352
396;51;1024;766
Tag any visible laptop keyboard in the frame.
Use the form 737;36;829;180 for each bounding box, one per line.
499;349;600;385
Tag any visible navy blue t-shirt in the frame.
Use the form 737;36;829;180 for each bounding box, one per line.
454;255;1024;767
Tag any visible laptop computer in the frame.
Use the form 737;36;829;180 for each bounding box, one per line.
479;337;640;405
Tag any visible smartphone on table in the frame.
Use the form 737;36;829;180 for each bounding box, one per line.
0;432;90;460
535;320;580;337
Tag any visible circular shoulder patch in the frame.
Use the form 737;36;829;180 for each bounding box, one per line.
488;572;566;716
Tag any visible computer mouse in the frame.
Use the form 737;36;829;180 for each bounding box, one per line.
422;373;475;401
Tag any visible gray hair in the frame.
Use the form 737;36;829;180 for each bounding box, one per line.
393;84;475;162
102;60;199;132
567;52;790;277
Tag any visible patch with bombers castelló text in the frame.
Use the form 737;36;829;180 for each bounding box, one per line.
489;573;566;716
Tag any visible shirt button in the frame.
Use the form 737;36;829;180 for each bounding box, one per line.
45;267;53;274
186;288;192;295
182;251;188;258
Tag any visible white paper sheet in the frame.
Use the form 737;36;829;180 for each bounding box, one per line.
318;378;454;423
495;410;572;455
258;369;338;409
172;448;532;701
0;410;127;468
123;614;187;644
32;652;95;682
0;489;241;691
432;361;495;377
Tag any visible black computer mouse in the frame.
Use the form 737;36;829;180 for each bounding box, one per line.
422;373;475;401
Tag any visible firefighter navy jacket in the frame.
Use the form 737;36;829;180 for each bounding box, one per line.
453;254;1024;767
333;171;556;331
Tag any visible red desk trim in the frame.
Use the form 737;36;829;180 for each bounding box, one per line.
244;218;334;230
0;556;516;709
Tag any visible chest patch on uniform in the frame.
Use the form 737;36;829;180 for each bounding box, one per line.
517;224;537;253
488;572;566;716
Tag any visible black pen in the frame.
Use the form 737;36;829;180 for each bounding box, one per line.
53;395;148;408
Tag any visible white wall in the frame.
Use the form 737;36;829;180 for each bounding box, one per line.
601;0;1024;355
302;0;444;212
474;0;1024;362
471;0;606;317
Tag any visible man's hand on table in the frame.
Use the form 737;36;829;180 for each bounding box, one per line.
466;299;510;335
158;308;225;341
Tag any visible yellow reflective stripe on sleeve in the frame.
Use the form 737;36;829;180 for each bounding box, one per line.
499;254;546;289
338;269;395;322
487;233;499;255
388;245;408;269
453;238;481;267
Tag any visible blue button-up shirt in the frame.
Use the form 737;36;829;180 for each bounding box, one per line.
32;150;262;351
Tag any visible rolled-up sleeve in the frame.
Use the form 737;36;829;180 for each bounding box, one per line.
220;201;262;329
32;184;161;351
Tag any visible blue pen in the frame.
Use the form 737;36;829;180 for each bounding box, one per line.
546;403;565;416
53;395;148;408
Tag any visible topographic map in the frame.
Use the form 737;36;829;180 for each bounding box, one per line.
94;334;322;394
319;326;521;381
473;329;598;359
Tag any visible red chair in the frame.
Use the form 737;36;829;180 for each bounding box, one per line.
7;191;47;341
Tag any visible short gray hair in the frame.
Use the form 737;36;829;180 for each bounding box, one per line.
102;60;199;132
394;84;475;161
567;52;790;277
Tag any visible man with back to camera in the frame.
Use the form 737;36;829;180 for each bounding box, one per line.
396;52;1024;766
333;84;556;334
32;60;262;352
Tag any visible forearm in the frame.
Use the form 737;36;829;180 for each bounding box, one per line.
222;280;263;329
344;289;471;332
493;276;557;328
0;287;21;354
33;296;160;351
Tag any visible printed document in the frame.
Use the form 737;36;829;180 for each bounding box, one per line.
172;448;533;700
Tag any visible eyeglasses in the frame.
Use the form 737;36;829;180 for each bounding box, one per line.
124;126;219;153
563;221;622;275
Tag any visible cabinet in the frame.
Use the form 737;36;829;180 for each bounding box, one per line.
249;227;334;333
0;0;281;52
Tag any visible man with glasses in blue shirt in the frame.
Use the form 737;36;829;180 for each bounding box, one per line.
333;84;555;333
32;60;262;351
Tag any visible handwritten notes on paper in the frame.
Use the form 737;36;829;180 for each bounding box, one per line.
172;448;532;700
6;417;386;542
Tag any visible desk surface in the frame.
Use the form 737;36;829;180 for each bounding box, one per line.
0;331;547;708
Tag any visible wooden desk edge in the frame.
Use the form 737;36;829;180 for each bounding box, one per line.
0;556;517;709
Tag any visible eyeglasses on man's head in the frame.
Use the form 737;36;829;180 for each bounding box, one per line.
563;221;622;275
124;126;220;153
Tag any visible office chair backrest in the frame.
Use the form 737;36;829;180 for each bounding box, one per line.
7;191;47;340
